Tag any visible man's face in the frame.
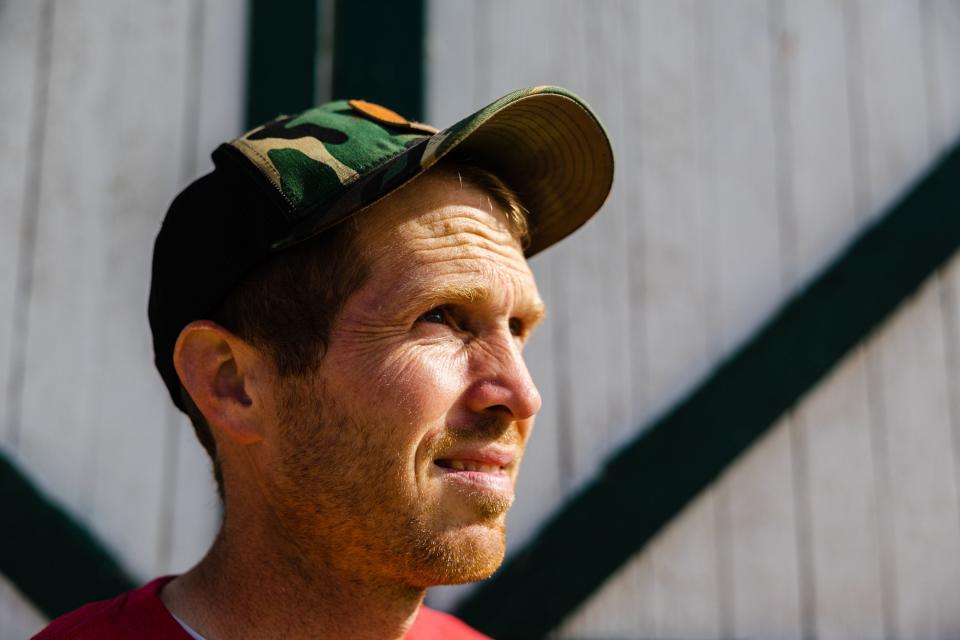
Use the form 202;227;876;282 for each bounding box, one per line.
260;169;545;588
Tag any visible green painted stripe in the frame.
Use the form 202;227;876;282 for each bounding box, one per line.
0;452;136;619
455;144;960;638
331;0;424;121
245;0;318;129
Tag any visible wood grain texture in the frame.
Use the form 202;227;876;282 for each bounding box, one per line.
706;2;802;636
927;4;960;636
922;0;960;151
420;1;960;637
543;1;655;632
799;351;886;638
558;551;657;640
782;1;886;636
424;0;475;126
856;1;960;637
874;278;960;637
0;0;246;620
0;0;48;448
3;0;960;634
633;1;720;636
15;0;194;581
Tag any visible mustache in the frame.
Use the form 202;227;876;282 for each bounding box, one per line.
436;414;523;449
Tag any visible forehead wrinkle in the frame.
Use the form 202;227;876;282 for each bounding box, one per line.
418;209;515;242
405;236;526;269
369;212;529;284
375;213;521;265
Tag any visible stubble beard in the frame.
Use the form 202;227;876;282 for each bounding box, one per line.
271;377;511;589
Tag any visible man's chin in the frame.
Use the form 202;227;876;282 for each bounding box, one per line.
407;522;507;587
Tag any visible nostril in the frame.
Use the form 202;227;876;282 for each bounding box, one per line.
485;404;512;416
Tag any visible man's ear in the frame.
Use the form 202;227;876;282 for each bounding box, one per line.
173;320;270;444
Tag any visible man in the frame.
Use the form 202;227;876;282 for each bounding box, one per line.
35;86;613;639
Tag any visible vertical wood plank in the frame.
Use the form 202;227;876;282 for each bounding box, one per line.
796;352;886;637
425;0;475;125
778;0;887;637
940;250;960;634
634;0;710;429
922;0;960;152
557;552;655;640
572;1;657;636
779;0;861;281
189;0;249;178
17;0;194;579
632;1;720;637
91;0;196;580
648;491;720;638
856;1;960;637
721;419;802;638
18;0;130;519
707;1;802;636
554;1;659;636
926;9;960;634
872;279;960;637
706;0;783;356
0;0;49;449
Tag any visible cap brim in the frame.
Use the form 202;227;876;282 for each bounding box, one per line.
272;86;615;257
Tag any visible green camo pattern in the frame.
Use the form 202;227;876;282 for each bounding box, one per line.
228;86;563;218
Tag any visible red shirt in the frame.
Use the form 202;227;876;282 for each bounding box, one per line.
34;576;489;639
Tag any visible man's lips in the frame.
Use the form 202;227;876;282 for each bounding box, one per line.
432;446;517;494
433;446;515;472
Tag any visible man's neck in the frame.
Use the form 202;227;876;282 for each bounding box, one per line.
160;516;427;640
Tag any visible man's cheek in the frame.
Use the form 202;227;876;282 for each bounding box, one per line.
376;348;466;405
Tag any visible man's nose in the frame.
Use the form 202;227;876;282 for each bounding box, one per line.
466;336;542;421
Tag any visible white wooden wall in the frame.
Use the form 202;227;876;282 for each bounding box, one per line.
427;1;960;638
3;1;960;638
0;0;246;633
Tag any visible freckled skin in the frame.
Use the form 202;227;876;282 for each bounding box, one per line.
260;170;545;588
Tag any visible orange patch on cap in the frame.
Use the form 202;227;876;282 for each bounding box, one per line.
348;99;409;126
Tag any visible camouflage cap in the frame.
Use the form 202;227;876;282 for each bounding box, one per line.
149;85;614;410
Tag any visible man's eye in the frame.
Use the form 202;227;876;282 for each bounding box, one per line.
509;317;523;337
418;307;448;325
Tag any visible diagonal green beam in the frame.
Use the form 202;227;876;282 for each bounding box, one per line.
0;452;136;619
455;142;960;639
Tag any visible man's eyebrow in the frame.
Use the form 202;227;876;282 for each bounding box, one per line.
418;282;489;307
409;282;547;323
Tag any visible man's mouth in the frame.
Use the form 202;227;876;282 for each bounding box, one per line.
435;459;506;474
432;446;514;473
431;447;517;496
